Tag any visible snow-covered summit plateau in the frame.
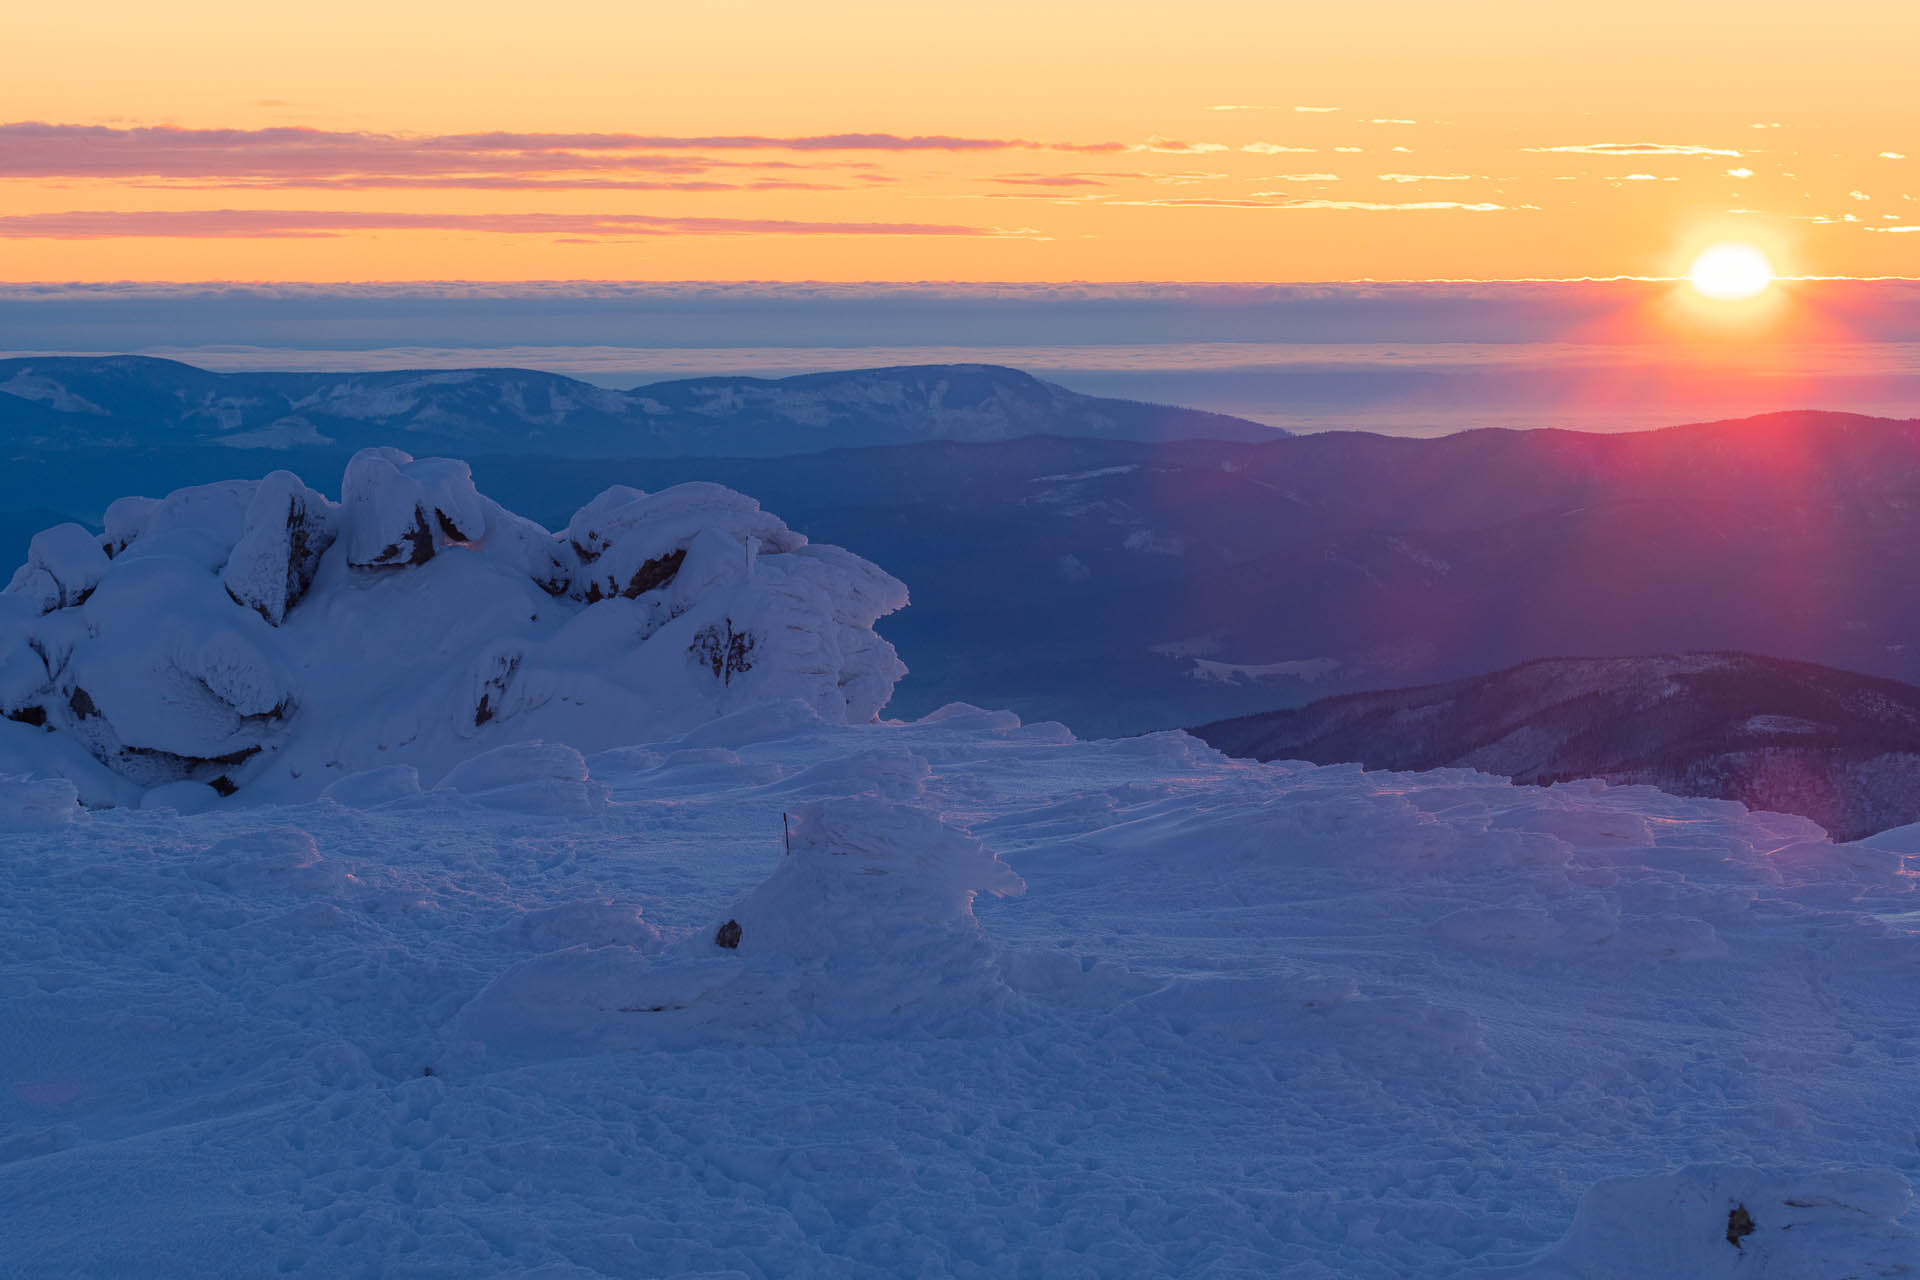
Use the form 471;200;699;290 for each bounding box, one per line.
0;449;905;806
2;702;1916;1275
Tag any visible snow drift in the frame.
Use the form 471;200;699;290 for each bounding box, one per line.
454;795;1028;1054
0;449;907;804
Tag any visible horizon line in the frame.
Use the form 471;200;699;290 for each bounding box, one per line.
3;275;1920;288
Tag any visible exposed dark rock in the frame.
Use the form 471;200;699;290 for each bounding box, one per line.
623;547;686;599
359;508;436;569
573;546;687;604
434;508;473;543
1726;1203;1755;1248
473;652;522;727
67;686;98;720
5;705;47;727
202;745;264;768
208;775;238;797
118;743;263;785
279;506;330;617
714;919;742;949
690;619;756;685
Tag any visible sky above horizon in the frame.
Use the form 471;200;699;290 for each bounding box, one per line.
5;1;1919;283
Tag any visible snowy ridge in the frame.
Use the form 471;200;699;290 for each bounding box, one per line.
1196;651;1920;840
0;451;906;805
0;356;1283;457
0;703;1915;1274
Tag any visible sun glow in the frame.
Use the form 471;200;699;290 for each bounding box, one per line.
1688;244;1774;300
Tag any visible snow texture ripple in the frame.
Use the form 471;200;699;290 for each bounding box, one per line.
1;703;1916;1276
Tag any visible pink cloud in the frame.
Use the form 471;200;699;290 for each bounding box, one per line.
0;208;1005;239
0;123;1127;186
991;174;1112;187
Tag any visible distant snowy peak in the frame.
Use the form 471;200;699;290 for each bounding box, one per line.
632;364;1281;449
1194;651;1920;840
0;356;1283;457
0;450;908;805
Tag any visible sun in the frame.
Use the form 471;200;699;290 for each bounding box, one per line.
1688;244;1774;300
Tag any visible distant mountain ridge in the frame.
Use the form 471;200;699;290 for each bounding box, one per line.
1194;652;1920;839
0;356;1283;457
8;402;1920;737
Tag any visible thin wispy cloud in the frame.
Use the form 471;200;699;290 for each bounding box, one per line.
990;174;1112;187
1882;152;1907;160
0;209;1012;239
1201;104;1352;116
1114;196;1508;211
0;122;1130;185
1263;199;1508;211
1129;137;1230;154
1241;143;1317;155
130;175;865;193
1525;142;1742;157
1377;173;1471;182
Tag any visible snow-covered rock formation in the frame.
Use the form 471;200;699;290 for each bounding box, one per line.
0;450;906;805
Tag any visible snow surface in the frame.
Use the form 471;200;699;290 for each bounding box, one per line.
0;451;907;807
2;701;1916;1276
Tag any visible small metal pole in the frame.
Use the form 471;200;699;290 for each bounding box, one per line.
782;811;790;855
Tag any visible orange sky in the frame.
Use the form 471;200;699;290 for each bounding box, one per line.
4;0;1918;282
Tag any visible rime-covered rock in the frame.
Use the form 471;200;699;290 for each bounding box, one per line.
220;471;339;624
5;523;111;613
340;449;484;568
0;448;907;803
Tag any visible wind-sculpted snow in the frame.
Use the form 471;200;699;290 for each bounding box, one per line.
1;706;1915;1275
458;796;1028;1052
0;450;906;804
